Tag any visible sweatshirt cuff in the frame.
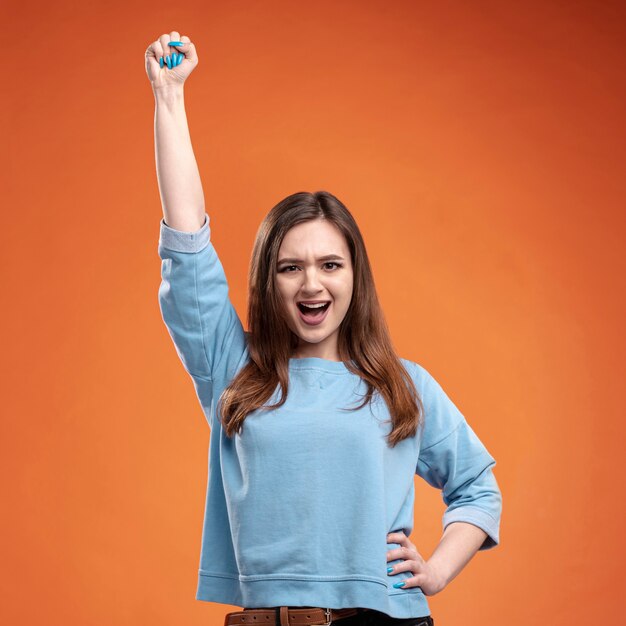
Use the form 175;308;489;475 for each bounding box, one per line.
442;506;500;551
159;213;211;253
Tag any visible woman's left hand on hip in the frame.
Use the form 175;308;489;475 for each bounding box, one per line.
386;531;447;596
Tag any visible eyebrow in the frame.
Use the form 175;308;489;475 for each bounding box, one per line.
277;255;346;264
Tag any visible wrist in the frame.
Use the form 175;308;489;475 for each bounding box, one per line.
426;556;451;591
153;84;185;106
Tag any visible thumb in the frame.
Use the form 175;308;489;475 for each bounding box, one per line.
170;40;198;64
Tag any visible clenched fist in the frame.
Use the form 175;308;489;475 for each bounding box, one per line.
145;30;198;91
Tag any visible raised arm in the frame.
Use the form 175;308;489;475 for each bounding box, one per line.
146;32;248;427
146;31;204;231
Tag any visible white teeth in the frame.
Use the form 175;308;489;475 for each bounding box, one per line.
300;302;328;309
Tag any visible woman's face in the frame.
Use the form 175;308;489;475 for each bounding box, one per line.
275;219;354;360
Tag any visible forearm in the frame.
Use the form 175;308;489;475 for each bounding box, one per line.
153;85;205;232
427;521;488;588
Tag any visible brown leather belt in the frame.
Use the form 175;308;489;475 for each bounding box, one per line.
223;606;367;626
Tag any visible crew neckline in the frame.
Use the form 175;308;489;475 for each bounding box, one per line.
289;356;352;373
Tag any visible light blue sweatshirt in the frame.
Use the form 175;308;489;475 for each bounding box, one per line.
157;212;502;619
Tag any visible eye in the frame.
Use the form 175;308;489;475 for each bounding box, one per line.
278;262;343;273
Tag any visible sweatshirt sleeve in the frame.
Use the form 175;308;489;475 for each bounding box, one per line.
157;213;247;426
415;369;502;551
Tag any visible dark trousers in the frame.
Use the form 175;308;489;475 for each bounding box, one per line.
333;608;434;626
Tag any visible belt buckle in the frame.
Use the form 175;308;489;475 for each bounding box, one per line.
320;607;332;625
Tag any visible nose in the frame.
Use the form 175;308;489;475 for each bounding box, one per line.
300;267;324;295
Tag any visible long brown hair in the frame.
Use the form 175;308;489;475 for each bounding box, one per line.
218;190;424;447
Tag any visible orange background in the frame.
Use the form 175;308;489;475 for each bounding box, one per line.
2;1;624;624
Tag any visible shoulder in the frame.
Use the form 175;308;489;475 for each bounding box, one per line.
398;357;435;395
399;357;463;419
400;357;466;443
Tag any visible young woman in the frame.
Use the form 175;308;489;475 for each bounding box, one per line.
146;31;502;626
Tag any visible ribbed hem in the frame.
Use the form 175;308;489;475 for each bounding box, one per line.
158;212;210;253
196;571;432;619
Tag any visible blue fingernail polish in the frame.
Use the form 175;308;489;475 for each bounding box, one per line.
176;53;182;66
159;56;164;68
166;55;171;69
393;582;405;588
168;41;184;46
387;567;393;574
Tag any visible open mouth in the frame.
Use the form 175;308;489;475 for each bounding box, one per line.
297;301;331;325
297;302;330;315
